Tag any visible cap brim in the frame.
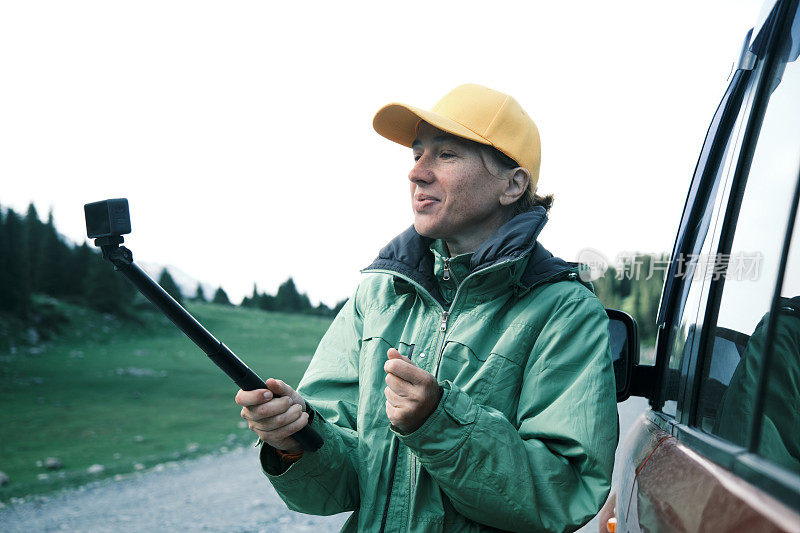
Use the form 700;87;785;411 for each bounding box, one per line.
373;103;490;148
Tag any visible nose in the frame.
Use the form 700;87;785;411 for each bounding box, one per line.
408;154;434;185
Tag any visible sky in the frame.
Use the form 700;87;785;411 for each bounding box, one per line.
0;0;765;306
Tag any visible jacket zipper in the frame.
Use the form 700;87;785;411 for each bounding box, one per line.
431;264;501;376
442;257;462;285
364;263;580;528
407;453;418;530
379;439;400;533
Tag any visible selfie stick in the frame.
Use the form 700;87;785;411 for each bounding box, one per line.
83;198;323;452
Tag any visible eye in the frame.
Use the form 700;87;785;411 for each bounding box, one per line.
439;151;455;159
413;153;422;162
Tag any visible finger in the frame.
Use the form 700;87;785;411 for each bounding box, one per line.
235;388;271;407
241;396;294;421
265;378;307;409
248;408;302;433
249;402;304;432
384;359;425;385
385;399;399;419
265;378;293;398
387;347;413;364
384;373;412;396
384;400;406;429
384;385;405;406
256;395;295;418
262;411;310;441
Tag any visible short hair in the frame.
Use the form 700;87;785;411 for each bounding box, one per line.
480;145;554;215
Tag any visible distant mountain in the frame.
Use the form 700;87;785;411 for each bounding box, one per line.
138;262;216;302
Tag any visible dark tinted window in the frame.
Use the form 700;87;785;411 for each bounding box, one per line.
660;80;754;418
698;7;800;456
754;235;800;474
751;6;800;475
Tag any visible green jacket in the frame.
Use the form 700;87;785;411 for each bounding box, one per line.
260;207;618;532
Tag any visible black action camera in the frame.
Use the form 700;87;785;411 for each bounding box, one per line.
84;198;131;240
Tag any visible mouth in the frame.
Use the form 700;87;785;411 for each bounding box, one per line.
413;194;439;211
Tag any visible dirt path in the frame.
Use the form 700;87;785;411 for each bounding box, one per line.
0;446;350;532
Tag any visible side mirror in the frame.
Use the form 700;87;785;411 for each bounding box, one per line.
606;308;639;402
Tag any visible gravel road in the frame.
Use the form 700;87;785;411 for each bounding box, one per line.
0;446;351;532
0;398;648;532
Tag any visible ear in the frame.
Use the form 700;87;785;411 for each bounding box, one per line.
499;167;530;206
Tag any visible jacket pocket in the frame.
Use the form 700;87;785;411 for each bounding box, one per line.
436;340;506;405
358;334;414;382
357;334;416;431
357;335;391;431
436;338;525;419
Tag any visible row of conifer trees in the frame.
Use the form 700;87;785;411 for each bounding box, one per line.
0;202;139;316
0;202;345;321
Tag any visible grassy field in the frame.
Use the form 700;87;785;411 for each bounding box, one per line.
0;301;332;501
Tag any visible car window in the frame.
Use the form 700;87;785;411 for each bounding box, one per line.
748;6;800;475
749;213;800;475
697;7;800;451
660;76;755;418
661;200;721;418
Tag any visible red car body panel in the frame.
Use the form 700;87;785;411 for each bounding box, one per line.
616;414;800;533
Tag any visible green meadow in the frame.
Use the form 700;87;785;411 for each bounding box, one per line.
0;301;332;501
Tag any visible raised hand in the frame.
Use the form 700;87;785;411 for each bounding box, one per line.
235;378;309;453
383;347;442;434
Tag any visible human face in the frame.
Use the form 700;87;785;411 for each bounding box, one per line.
409;122;509;254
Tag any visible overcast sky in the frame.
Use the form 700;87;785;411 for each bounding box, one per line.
1;0;764;306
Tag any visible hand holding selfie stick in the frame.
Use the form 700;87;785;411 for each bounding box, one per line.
83;198;323;452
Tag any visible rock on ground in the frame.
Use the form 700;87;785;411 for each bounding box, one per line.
44;458;63;471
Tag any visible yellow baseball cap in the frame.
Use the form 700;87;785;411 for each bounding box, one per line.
373;83;541;188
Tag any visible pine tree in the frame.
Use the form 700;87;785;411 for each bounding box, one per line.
66;243;95;299
258;293;276;311
241;283;258;308
299;292;311;312
39;210;71;296
275;278;304;312
158;269;183;305
0;209;31;314
0;208;11;311
314;302;332;315
212;287;231;305
23;203;44;293
83;252;129;314
193;284;206;302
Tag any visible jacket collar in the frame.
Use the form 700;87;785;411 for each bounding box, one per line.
362;206;584;302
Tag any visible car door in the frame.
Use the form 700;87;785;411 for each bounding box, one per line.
616;0;800;530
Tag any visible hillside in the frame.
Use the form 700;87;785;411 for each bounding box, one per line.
0;300;332;501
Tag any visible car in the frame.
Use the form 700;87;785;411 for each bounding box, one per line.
603;0;800;530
